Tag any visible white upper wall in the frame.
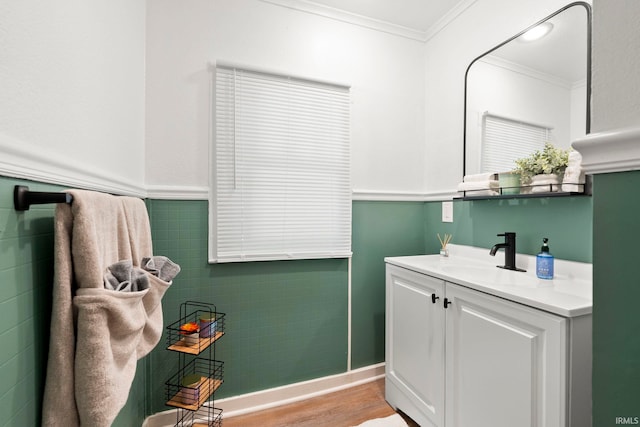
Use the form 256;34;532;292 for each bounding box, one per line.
423;0;589;194
2;1;605;198
569;1;640;175
145;0;426;197
591;0;640;132
0;1;146;195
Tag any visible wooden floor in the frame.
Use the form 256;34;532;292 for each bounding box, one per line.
222;378;419;427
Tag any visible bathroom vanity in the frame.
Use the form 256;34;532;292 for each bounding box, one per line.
385;245;592;427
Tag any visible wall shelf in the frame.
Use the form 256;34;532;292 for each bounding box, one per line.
167;331;225;355
457;190;590;201
456;176;592;201
165;359;224;410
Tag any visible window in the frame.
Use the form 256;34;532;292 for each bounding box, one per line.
482;113;552;173
210;64;351;263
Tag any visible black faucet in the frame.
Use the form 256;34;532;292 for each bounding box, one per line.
490;232;526;272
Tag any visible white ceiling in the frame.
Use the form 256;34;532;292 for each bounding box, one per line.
307;0;588;83
486;5;588;82
306;0;465;33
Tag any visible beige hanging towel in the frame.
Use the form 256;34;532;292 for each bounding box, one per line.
42;190;172;427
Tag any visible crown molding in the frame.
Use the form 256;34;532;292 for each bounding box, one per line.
260;0;478;43
260;0;426;41
423;0;478;42
481;55;574;90
572;126;640;174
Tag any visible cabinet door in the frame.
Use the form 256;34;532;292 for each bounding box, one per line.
386;265;445;427
445;283;567;427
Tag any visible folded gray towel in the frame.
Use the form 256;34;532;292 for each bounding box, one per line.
104;260;150;292
142;256;181;282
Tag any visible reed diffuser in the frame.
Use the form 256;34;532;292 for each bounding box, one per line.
438;233;452;257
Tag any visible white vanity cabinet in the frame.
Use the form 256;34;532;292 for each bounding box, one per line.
386;261;592;427
444;281;565;427
386;265;446;427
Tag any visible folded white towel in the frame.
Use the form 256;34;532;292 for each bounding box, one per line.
457;180;499;191
463;189;500;196
457;180;499;196
463;173;498;183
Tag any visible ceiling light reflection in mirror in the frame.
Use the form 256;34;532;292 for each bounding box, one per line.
519;22;554;42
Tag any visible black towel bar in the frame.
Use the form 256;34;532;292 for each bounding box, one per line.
14;185;73;211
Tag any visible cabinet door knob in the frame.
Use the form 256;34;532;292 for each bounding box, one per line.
444;298;452;308
431;294;440;304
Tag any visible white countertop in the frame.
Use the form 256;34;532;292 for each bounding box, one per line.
385;244;592;317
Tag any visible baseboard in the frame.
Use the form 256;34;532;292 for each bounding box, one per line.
143;363;385;427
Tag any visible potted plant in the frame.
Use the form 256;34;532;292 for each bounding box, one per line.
179;321;200;346
514;142;570;192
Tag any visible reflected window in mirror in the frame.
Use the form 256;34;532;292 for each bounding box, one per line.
464;2;591;176
482;113;551;173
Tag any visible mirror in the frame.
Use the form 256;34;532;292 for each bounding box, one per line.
463;2;591;176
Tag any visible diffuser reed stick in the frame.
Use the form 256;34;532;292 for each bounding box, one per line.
438;233;452;256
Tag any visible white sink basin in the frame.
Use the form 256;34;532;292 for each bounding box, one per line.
440;264;552;288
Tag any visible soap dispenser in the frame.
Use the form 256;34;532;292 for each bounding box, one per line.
536;238;554;279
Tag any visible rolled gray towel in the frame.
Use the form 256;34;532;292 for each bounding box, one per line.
104;260;150;292
141;256;181;282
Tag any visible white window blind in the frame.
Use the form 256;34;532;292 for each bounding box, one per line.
482;113;551;173
211;64;352;263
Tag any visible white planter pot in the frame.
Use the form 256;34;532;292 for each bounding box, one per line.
530;174;560;193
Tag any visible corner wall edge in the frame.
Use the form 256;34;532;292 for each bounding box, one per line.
572;125;640;175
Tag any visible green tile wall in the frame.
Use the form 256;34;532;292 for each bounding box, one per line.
592;171;640;425
146;199;350;414
0;176;147;427
350;201;426;368
144;199;428;414
0;177;56;427
423;196;593;263
0;174;596;425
